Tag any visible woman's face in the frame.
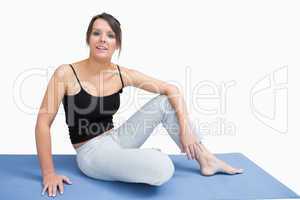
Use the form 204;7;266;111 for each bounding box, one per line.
88;18;118;60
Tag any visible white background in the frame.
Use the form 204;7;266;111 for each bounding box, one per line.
1;0;299;195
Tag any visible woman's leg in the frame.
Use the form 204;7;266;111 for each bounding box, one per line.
111;94;243;175
75;131;174;186
111;94;201;149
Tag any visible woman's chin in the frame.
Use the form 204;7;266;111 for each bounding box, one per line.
93;53;111;60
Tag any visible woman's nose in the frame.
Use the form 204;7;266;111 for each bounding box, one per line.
99;35;107;43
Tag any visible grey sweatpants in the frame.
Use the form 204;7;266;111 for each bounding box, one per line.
75;94;202;186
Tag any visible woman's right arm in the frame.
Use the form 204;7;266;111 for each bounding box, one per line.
35;64;72;197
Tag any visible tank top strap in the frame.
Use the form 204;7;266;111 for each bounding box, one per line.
69;64;83;88
116;64;124;93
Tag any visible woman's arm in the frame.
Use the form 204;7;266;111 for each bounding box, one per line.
121;67;190;136
35;65;66;176
35;65;72;196
120;67;199;159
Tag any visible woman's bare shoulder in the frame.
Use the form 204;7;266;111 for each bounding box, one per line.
117;64;137;75
52;64;73;81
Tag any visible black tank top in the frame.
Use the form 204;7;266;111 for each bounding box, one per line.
62;64;124;144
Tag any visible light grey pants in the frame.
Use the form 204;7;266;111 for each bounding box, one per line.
75;94;202;186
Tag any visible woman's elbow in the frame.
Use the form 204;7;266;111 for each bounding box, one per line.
35;116;51;134
165;84;181;96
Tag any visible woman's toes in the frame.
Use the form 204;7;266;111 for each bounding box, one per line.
228;168;243;175
234;168;244;174
223;167;236;174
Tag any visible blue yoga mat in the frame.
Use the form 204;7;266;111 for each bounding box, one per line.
0;153;298;199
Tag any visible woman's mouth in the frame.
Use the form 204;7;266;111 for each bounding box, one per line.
96;45;108;53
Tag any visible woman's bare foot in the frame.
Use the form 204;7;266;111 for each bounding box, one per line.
195;143;244;176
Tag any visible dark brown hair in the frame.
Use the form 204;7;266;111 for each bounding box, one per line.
86;12;122;57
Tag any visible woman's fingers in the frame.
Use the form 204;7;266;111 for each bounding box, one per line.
58;182;64;194
192;143;199;160
193;143;201;159
180;145;185;153
62;176;72;184
189;145;195;160
42;185;48;196
48;185;53;197
52;184;57;197
186;142;202;160
185;145;192;160
41;174;71;197
193;144;198;160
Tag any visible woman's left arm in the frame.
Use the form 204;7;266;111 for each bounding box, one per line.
120;66;200;160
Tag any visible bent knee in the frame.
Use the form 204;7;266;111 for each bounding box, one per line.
148;153;175;186
155;94;169;104
154;94;174;113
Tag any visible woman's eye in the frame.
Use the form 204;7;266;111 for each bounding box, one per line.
92;31;115;38
92;32;100;36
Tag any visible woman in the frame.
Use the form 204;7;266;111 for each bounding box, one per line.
35;12;243;197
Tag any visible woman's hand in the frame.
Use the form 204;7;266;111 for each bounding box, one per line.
42;173;72;197
179;130;201;160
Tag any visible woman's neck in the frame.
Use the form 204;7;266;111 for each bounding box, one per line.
85;56;114;72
